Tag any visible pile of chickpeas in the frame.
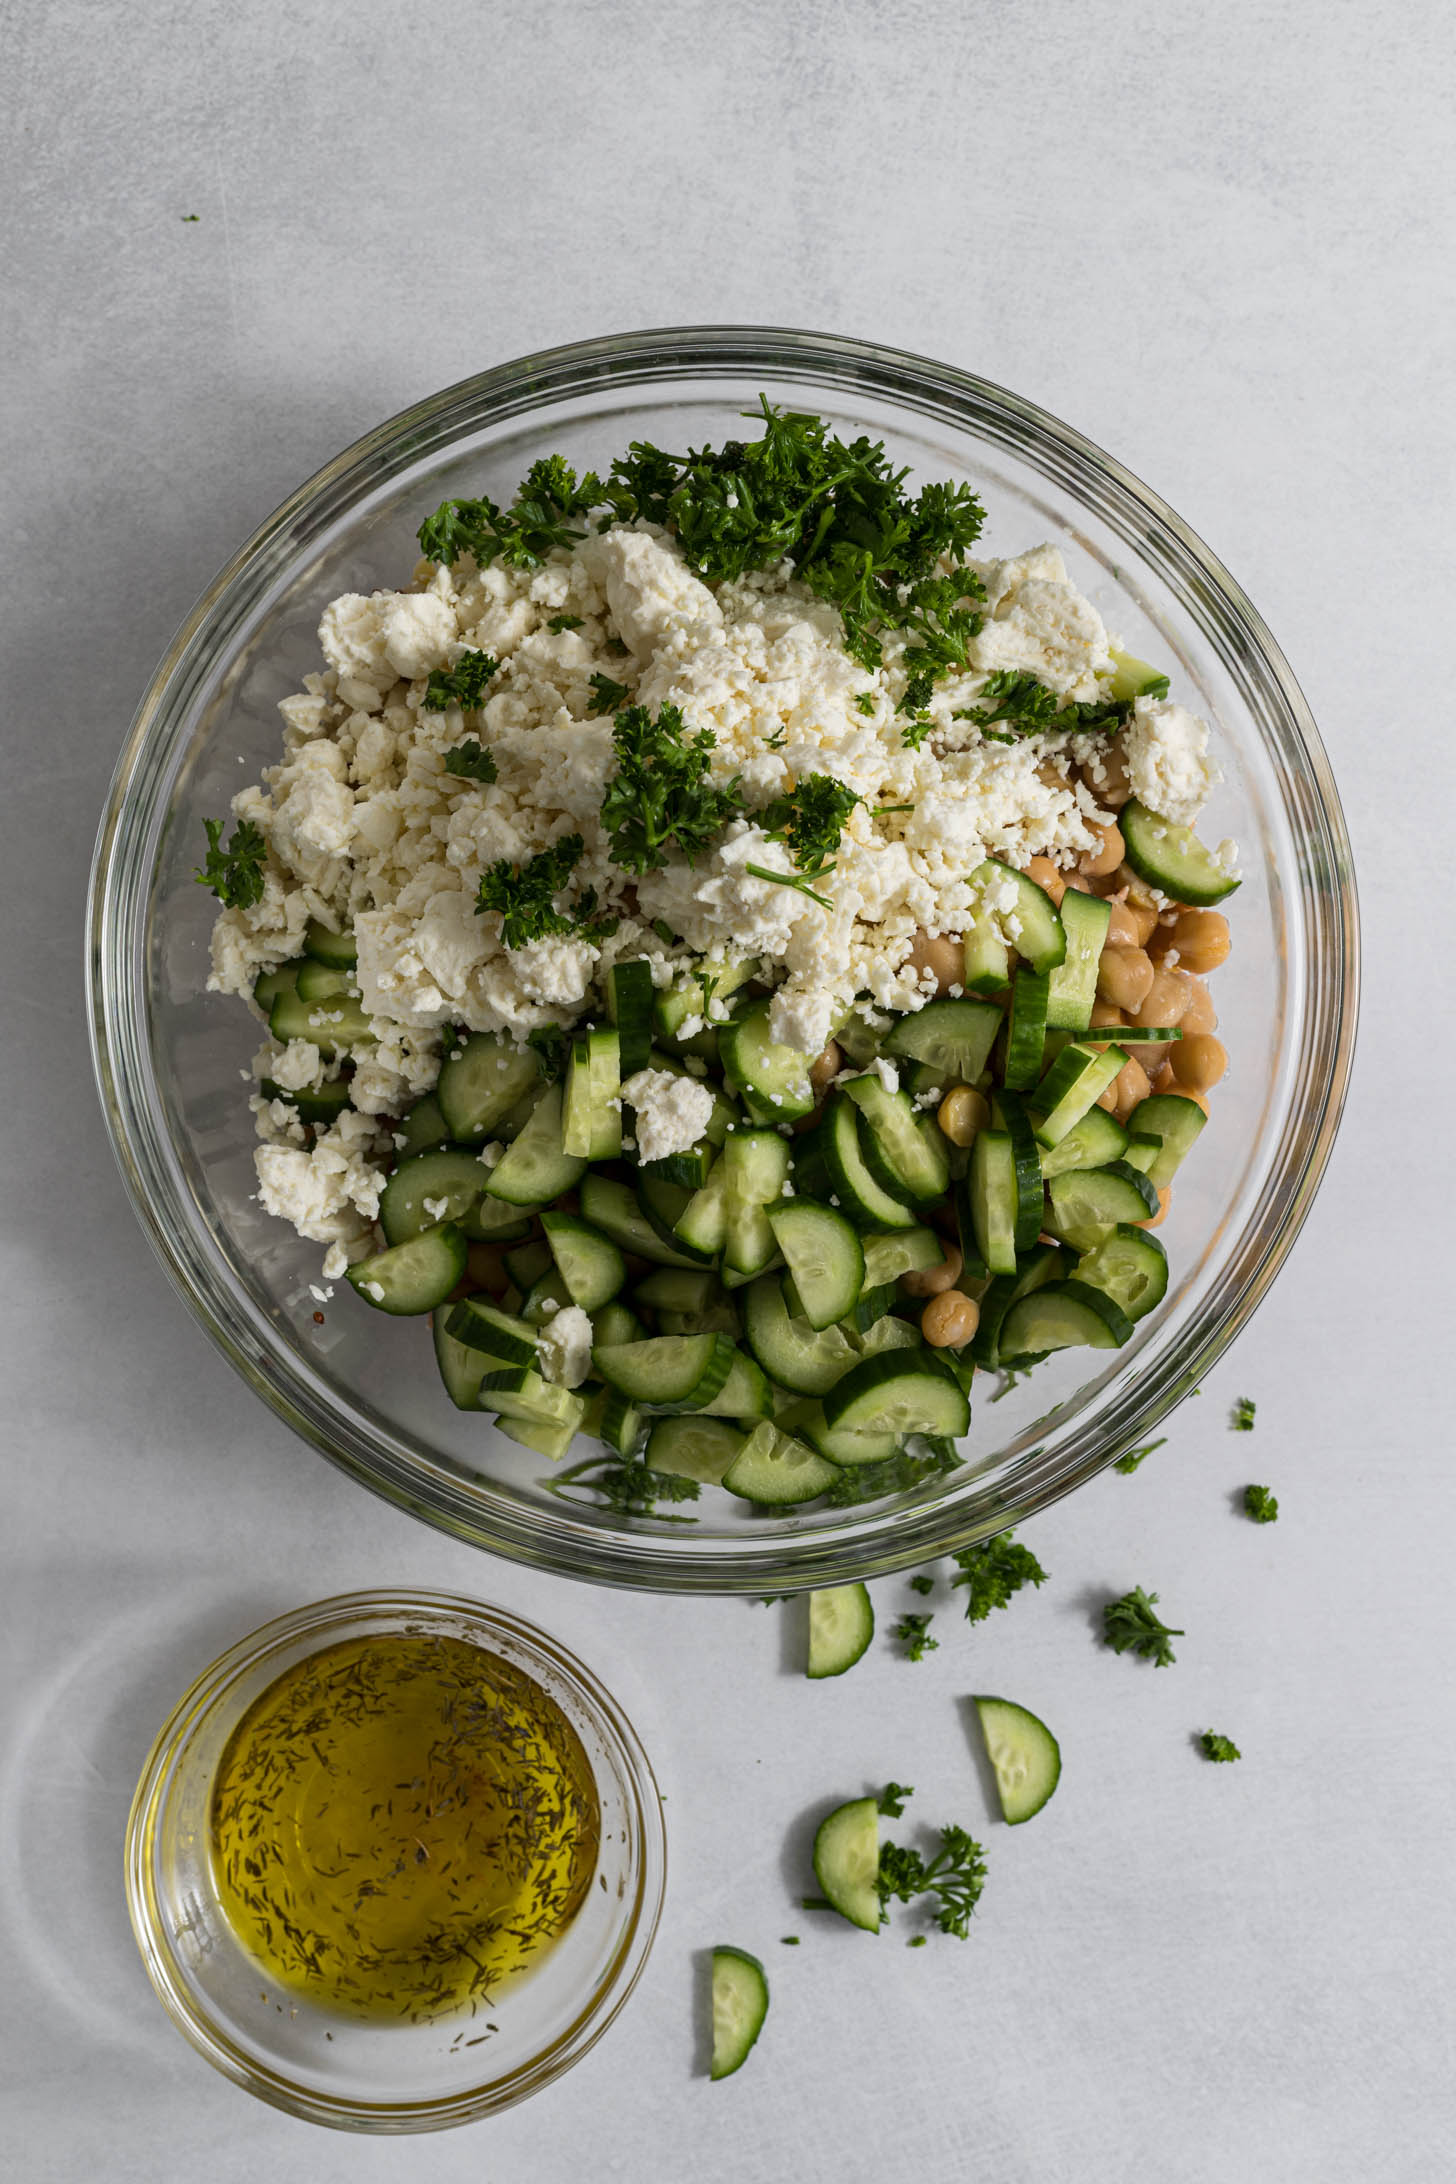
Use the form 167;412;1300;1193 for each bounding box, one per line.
889;769;1231;1355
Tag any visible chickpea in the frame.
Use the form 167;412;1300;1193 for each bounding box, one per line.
1112;1054;1152;1122
903;928;963;996
901;1240;964;1299
1095;1079;1120;1112
1170;1032;1228;1092
1105;898;1141;948
1167;909;1231;975
1144;1051;1176;1095
1112;862;1162;915
1090;743;1132;807
921;1289;982;1348
1126;897;1160;946
1078;820;1125;879
937;1084;989;1147
1132;967;1193;1029
1096;944;1155;1013
808;1040;844;1096
1180;978;1218;1036
1024;855;1066;906
1137;1187;1172;1230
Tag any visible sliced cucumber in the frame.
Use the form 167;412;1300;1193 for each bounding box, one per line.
970;1244;1065;1370
968;1129;1019;1278
842;1075;950;1204
1045;1162;1159;1251
710;1946;769;2081
592;1332;736;1410
395;1092;450;1158
656;956;756;1042
600;1386;647;1459
492;1411;579;1461
691;1348;773;1419
1121;799;1240;906
719;1000;815;1122
1107;649;1168;702
1032;1041;1127;1149
606;959;656;1076
303;917;357;969
1126;1092;1208;1187
252;958;302;1011
1038;1106;1129;1177
995;1092;1046;1255
632;1267;725;1316
860;1226;943;1288
881;997;1001;1083
723;1129;792;1278
822;1351;970;1439
1003;970;1050;1091
346;1224;466;1315
563;1028;622;1160
437;1032;541;1142
579;1172;701;1268
1045;890;1111;1033
637;1173;711;1265
260;1073;353;1127
379;1146;488;1246
797;1401;901;1467
443;1295;539;1365
270;984;375;1053
293;958;357;1005
541;1212;626;1312
721;1421;838;1505
961;912;1010;996
795;1095;919;1233
812;1797;881;1932
485;1081;587;1206
479;1367;586;1430
807;1583;875;1679
974;1696;1062;1824
767;1200;865;1331
675;1158;730;1259
972;859;1067;972
998;1278;1134;1361
1074;1223;1169;1321
742;1274;860;1396
592;1299;643;1348
460;1194;535;1243
522;1269;571;1325
432;1308;490;1410
646;1415;745;1485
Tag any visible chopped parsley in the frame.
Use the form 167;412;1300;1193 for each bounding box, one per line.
762;773;862;869
895;1612;938;1661
955;668;1133;741
907;1573;935;1597
900;712;936;751
546;613;583;632
475;833;589;949
1199;1731;1242;1763
526;1024;569;1080
601;703;743;873
1140;672;1171;700
423;649;498;710
878;1782;915;1817
1113;1436;1167;1475
1231;1395;1257;1432
1102;1586;1182;1668
822;1440;959;1506
587;672;631;716
417;456;600;570
854;692;877;715
948;1531;1048;1622
544;1452;699;1517
878;1824;987;1939
1243;1483;1279;1524
442;738;498;783
194;817;267;910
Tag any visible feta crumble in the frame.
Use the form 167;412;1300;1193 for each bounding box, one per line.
536;1304;594;1389
620;1068;716;1165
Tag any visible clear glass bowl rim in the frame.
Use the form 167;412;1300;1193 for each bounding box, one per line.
88;323;1360;1591
123;1587;667;2130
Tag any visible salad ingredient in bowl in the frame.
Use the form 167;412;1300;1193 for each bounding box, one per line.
199;400;1240;1514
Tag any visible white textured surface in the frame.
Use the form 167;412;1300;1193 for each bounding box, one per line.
3;2;1454;2177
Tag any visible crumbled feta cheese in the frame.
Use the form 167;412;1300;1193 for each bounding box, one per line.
620;1068;716;1164
537;1304;593;1388
1122;699;1220;827
869;1056;900;1093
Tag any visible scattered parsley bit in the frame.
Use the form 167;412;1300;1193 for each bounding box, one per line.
1199;1731;1242;1763
743;861;837;911
878;1782;914;1817
526;1024;569;1080
1102;1587;1183;1668
587;672;631;716
546;613;583;632
907;1573;934;1597
762;773;862;870
423;649;498;710
756;1593;793;1605
1231;1396;1257;1431
602;703;743;873
801;1895;833;1911
907;1934;927;1948
194;817;267;909
854;692;877;715
442;738;499;783
955;668;1133;741
181;212;200;222
764;725;788;749
900;712;936;751
780;1936;800;1945
651;919;678;947
878;801;915;815
417;456;601;570
878;1824;987;1939
1243;1483;1279;1524
544;1452;699;1517
990;1364;1037;1402
475;833;587;949
949;1531;1048;1623
895;1613;938;1661
1113;1436;1167;1475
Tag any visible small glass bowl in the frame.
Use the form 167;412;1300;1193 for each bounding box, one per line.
123;1591;665;2131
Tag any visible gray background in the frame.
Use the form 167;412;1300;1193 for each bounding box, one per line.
3;2;1453;2179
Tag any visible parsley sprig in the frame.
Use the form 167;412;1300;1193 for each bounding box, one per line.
601;703;743;873
895;1612;938;1661
475;834;592;949
1231;1395;1257;1432
442;738;498;783
761;773;861;869
1243;1483;1279;1523
1199;1731;1242;1763
418;457;601;569
543;1452;700;1518
423;649;497;710
195;817;267;909
955;669;1131;744
949;1530;1048;1622
1102;1586;1183;1667
1113;1436;1167;1475
878;1824;988;1939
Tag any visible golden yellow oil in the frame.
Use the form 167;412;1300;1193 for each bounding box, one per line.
209;1631;600;2022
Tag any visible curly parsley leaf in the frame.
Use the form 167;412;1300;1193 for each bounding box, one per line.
761;772;862;870
475;833;587;949
587;672;631;717
878;1824;987;1939
423;649;498;710
417;458;601;570
442;738;499;783
1199;1731;1242;1763
547;612;583;632
1113;1436;1167;1476
1102;1586;1183;1667
195;817;267;909
895;1612;938;1661
601;703;743;873
878;1782;915;1817
955;669;1133;741
949;1531;1048;1623
907;1573;935;1597
1231;1395;1257;1432
822;1439;959;1507
1243;1483;1279;1524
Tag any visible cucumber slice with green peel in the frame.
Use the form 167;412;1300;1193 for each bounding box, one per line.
657;1305;742;1337
592;1299;644;1348
563;1028;622;1160
822;1350;970;1438
606;958;656;1076
1045;1161;1159;1251
994;1092;1046;1254
639;1143;714;1191
998;1278;1134;1361
655;957;757;1043
460;1194;535;1243
479;1367;587;1430
600;1386;647;1458
881;997;1002;1083
812;1797;881;1932
970;1244;1067;1371
689;1349;773;1419
973;1696;1063;1823
633;1171;711;1266
579;1173;701;1267
1074;1223;1169;1321
270;984;375;1053
721;1421;839;1505
1045;890;1111;1033
742;1275;861;1396
346;1224;467;1315
1032;1041;1128;1148
1107;649;1169;703
795;1097;920;1232
492;1411;579;1461
723;1129;792;1278
394;1093;450;1158
432;1309;491;1410
971;859;1067;973
797;1402;901;1466
379;1147;489;1245
969;1129;1019;1277
293;957;357;1005
842;1075;950;1204
807;1583;875;1678
302;917;357;969
860;1226;943;1288
541;1212;626;1312
444;1295;539;1365
668;1156;725;1259
767;1200;865;1331
592;1332;736;1410
252;958;303;1011
437;1032;541;1142
1120;799;1240;906
485;1081;587;1205
632;1267;725;1315
1120;1131;1162;1177
646;1414;745;1483
1038;1106;1130;1177
1126;1093;1207;1187
710;1947;769;2081
719;1000;816;1123
962;913;1011;996
1003;970;1050;1090
260;1074;353;1126
857;1315;922;1357
504;1238;553;1290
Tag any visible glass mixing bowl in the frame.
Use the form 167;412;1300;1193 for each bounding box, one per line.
87;327;1358;1590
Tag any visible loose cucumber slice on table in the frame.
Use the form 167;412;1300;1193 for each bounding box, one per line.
973;1696;1062;1824
437;1031;541;1142
812;1797;882;1931
710;1946;769;2080
766;1200;864;1331
807;1583;875;1678
1120;799;1240;906
346;1223;467;1314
